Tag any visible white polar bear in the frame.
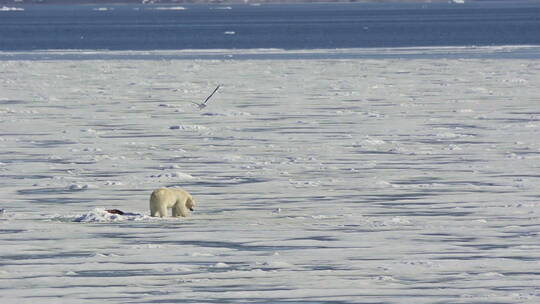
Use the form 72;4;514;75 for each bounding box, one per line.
149;187;196;218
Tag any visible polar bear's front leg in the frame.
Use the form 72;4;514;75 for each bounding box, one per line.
172;200;189;217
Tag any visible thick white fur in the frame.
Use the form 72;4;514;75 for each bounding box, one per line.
149;187;196;218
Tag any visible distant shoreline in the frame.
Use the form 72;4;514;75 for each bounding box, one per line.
0;0;506;6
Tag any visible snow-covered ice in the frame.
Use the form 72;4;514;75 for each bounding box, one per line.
0;51;539;303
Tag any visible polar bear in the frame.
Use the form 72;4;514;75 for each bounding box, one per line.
149;187;196;218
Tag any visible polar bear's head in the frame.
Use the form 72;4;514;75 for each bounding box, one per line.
186;197;196;212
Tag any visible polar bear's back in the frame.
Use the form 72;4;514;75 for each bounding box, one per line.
150;187;191;206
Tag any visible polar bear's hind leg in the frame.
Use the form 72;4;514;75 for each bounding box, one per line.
150;188;171;217
150;204;158;217
150;202;168;217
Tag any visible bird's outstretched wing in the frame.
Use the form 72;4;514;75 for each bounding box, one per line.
192;85;221;109
203;85;221;106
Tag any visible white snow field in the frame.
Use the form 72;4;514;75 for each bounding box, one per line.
1;51;539;303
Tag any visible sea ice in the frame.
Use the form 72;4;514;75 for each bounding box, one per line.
0;51;539;303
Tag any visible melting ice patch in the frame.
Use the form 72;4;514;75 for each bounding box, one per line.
201;110;251;116
67;183;96;191
149;172;195;180
169;124;208;131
